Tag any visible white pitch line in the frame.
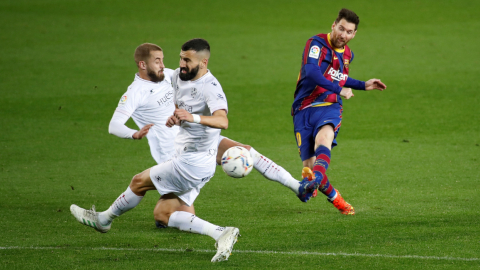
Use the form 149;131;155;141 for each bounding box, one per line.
0;246;478;262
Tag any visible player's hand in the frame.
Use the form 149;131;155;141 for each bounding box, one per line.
166;115;180;127
340;87;354;99
365;79;386;91
133;124;154;139
174;108;194;122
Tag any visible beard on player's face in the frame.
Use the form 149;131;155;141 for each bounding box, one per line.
332;37;346;48
147;66;164;83
179;64;200;81
331;31;348;48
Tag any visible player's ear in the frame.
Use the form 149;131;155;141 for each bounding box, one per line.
139;61;147;70
201;58;208;69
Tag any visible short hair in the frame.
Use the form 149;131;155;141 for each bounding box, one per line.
134;43;162;66
181;38;210;53
335;8;360;30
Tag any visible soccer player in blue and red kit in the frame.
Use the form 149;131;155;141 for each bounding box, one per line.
292;8;387;215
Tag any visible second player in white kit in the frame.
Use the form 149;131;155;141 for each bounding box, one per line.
149;67;227;206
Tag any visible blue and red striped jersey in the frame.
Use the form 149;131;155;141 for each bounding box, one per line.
292;33;365;115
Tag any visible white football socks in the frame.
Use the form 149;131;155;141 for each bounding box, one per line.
168;211;225;241
98;186;143;226
249;147;300;194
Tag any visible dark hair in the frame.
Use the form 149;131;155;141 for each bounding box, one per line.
134;43;162;66
335;8;360;30
181;38;210;53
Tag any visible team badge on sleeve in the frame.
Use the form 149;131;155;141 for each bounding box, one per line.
119;95;127;105
309;45;320;59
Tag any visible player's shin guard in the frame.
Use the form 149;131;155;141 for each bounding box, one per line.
98;186;143;225
313;145;337;201
168;211;225;241
249;147;300;194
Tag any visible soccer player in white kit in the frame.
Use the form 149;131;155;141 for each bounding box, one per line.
71;39;240;262
108;43;179;164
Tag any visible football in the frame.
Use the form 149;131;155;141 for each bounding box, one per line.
221;146;253;178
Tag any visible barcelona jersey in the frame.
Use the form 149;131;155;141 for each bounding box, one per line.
292;33;364;115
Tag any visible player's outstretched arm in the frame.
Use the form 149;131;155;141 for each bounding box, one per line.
365;79;387;91
173;109;228;130
109;111;152;139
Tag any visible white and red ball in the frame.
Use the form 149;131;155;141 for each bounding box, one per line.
221;146;253;178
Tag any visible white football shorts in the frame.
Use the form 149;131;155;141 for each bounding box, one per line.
149;157;215;206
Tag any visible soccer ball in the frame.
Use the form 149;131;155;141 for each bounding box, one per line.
221;146;253;178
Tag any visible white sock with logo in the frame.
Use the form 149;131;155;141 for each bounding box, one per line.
98;186;143;226
249;147;300;194
168;211;225;241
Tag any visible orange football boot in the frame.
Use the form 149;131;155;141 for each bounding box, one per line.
301;167;317;197
331;189;355;215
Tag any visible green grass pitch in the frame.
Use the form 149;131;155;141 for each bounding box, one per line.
1;0;479;269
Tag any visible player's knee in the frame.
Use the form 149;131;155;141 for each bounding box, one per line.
129;173;149;195
316;127;334;146
130;173;143;187
316;136;332;147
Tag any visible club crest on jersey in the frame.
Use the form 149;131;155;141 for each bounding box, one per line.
309;45;320;59
327;67;348;81
119;95;127;105
344;59;350;68
191;88;197;98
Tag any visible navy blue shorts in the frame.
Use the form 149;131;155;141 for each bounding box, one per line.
293;104;342;161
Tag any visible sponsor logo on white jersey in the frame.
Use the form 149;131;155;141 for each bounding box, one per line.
178;101;193;113
156;91;174;107
327;67;348;81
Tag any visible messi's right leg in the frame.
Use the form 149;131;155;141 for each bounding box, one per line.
310;108;354;215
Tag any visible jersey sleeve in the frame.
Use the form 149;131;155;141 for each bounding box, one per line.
304;64;343;94
204;79;228;115
344;77;365;90
303;39;343;94
115;86;145;117
108;111;137;139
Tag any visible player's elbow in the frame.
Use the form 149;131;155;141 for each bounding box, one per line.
219;119;228;130
108;120;118;135
108;122;114;135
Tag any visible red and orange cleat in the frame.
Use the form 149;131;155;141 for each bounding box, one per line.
330;189;355;215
